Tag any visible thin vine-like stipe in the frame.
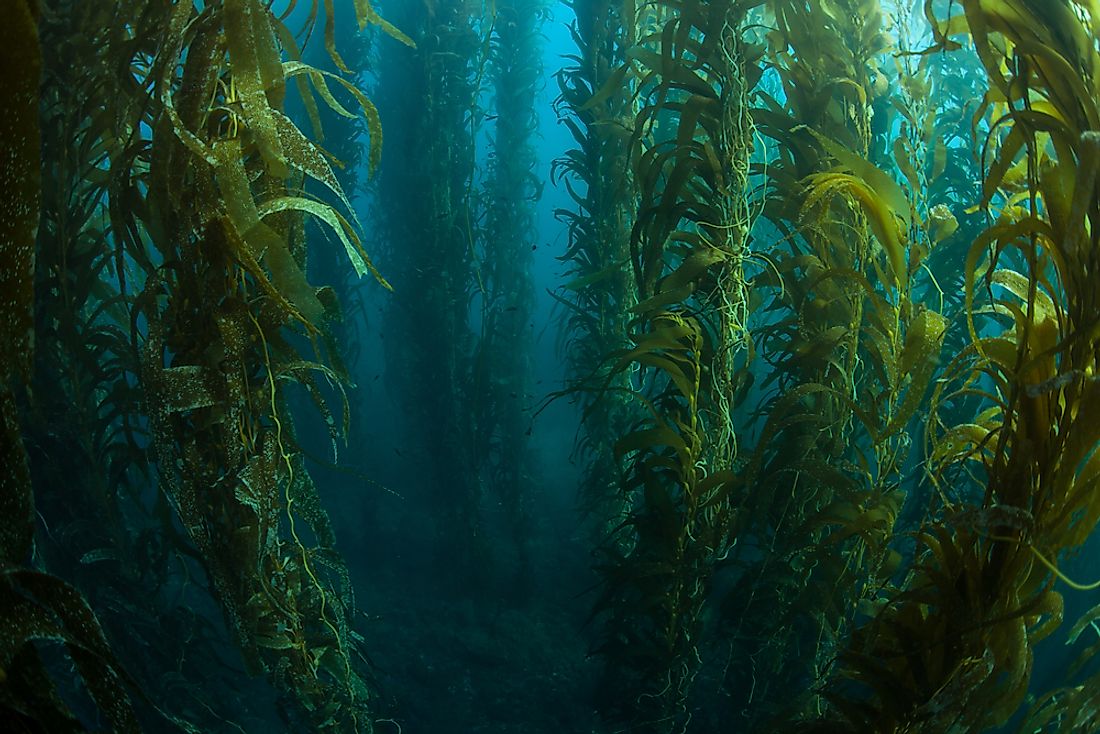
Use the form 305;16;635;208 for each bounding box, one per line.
466;9;497;302
920;259;946;313
987;534;1100;591
247;308;359;729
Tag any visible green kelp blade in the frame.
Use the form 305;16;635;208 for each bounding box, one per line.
880;309;947;440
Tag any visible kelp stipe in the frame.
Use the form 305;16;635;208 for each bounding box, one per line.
558;0;760;729
480;0;548;587
374;0;494;580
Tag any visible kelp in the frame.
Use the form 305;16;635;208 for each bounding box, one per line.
0;3;113;730
0;566;146;733
478;0;547;586
0;0;40;567
374;0;494;578
296;13;377;520
708;0;954;726
0;4;157;731
798;1;1100;731
19;3;270;729
553;0;640;546
15;0;1100;730
72;0;399;730
565;0;761;730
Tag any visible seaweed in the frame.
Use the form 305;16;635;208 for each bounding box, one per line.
0;4;152;731
12;1;400;730
797;1;1100;731
683;2;965;728
374;0;495;580
11;0;1100;731
0;0;40;566
479;0;548;588
558;0;763;729
553;0;641;546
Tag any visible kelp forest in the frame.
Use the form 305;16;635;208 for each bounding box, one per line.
7;0;1100;732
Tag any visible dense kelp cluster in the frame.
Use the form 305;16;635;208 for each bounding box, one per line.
808;2;1100;730
7;0;1100;732
4;0;397;730
553;0;639;542
556;0;1100;732
713;0;937;724
571;0;760;727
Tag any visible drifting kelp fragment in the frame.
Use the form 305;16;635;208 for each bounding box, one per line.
928;203;958;244
353;0;415;46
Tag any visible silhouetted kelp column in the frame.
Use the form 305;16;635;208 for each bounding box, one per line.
554;0;640;544
375;0;491;577
480;0;547;585
563;0;759;730
0;0;39;568
0;2;152;729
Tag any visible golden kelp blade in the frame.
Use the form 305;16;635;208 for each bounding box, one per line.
224;0;289;177
258;196;393;290
354;0;415;46
283;61;385;174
